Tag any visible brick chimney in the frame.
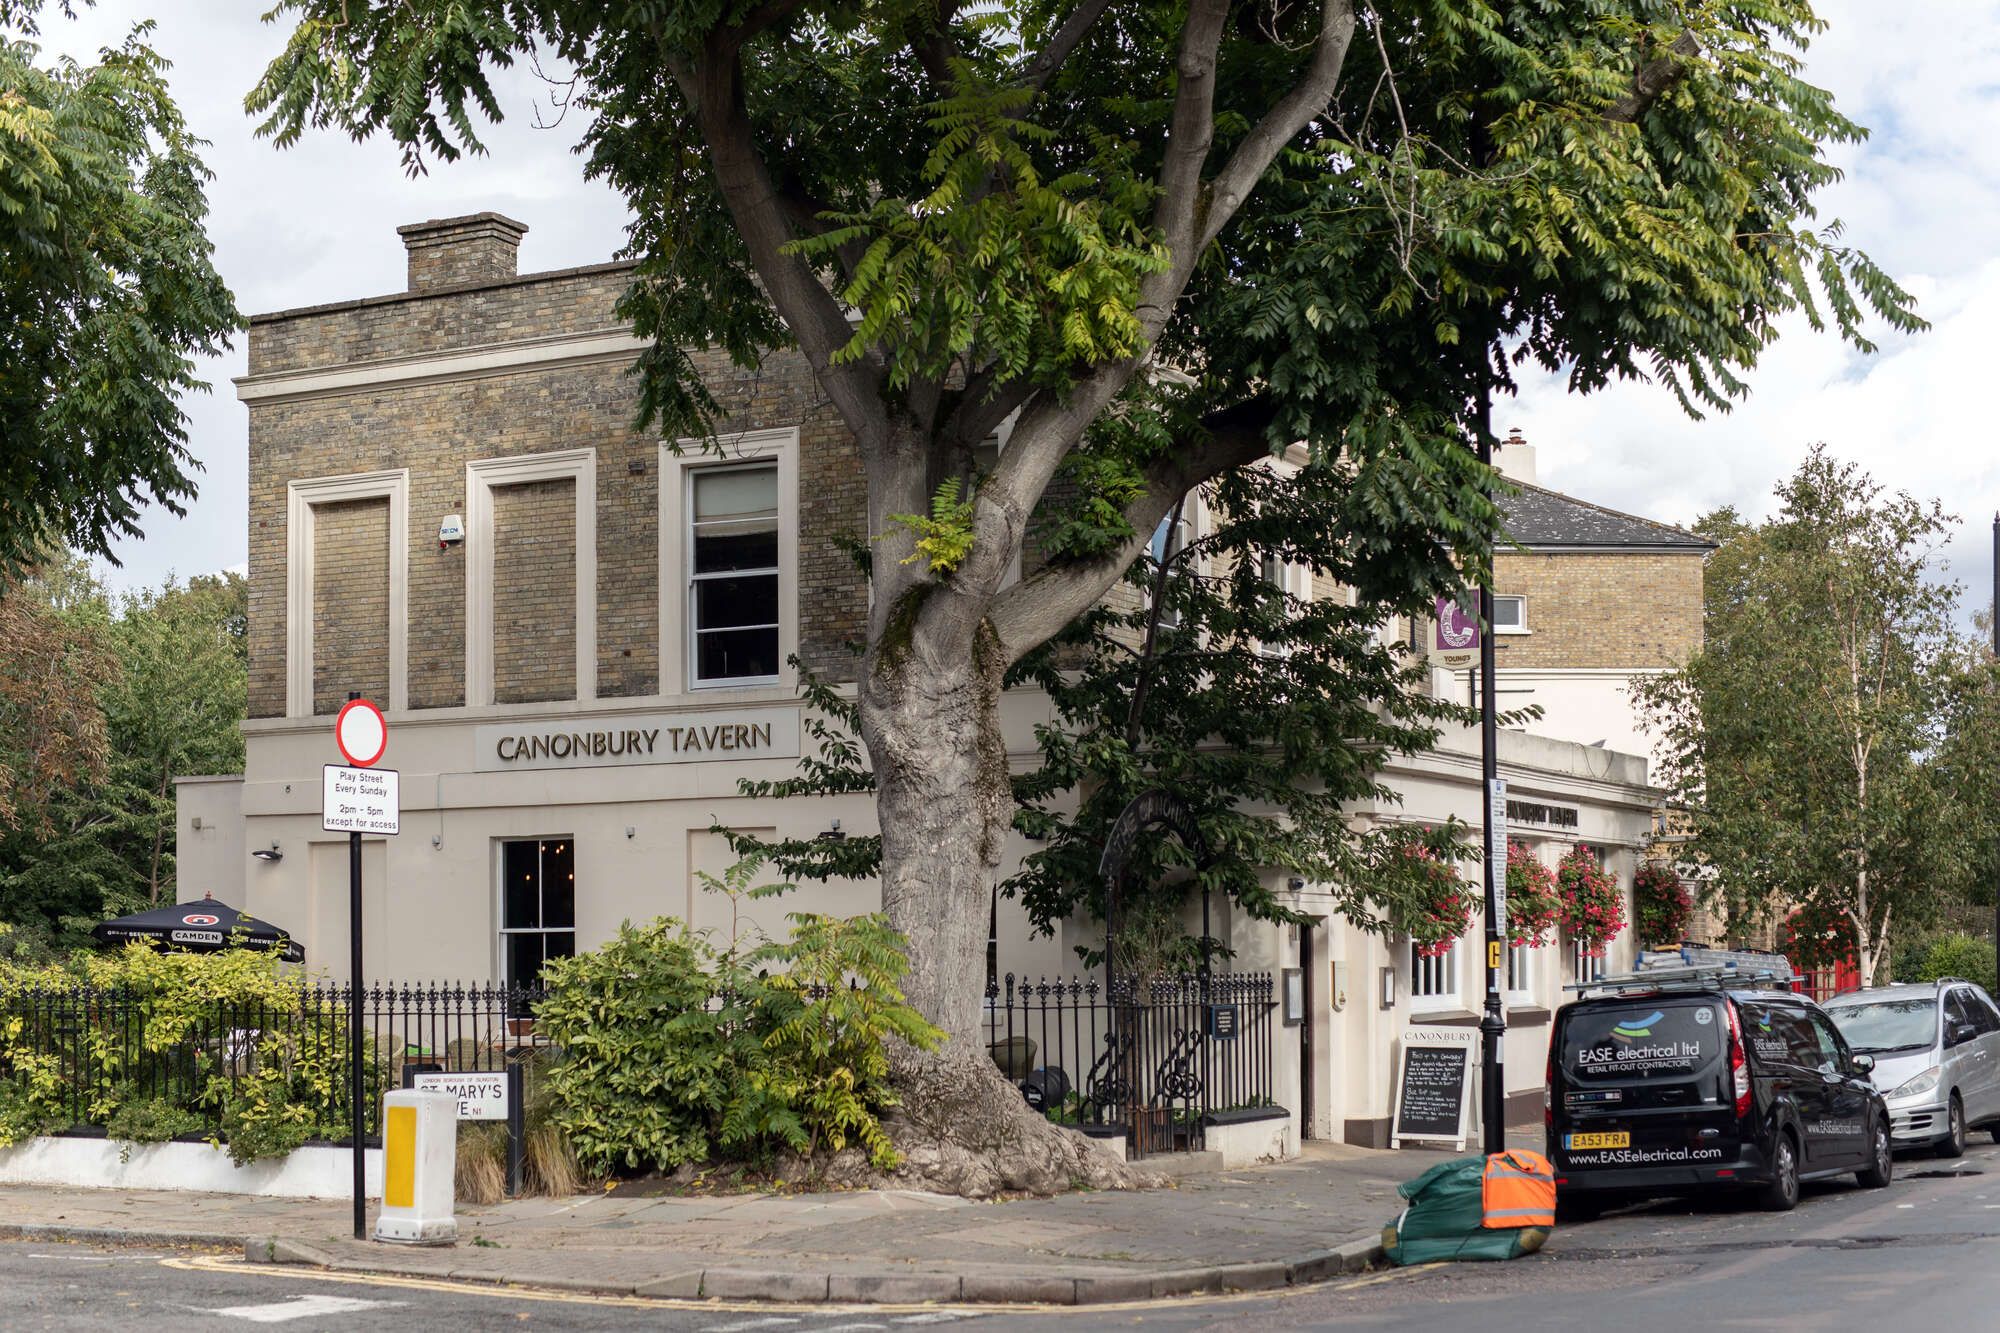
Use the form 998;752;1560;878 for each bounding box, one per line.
396;212;528;292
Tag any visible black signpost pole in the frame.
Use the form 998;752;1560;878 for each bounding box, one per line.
347;690;365;1241
1476;392;1506;1158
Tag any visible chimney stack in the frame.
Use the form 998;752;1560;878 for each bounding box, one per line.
1495;426;1538;486
397;213;528;292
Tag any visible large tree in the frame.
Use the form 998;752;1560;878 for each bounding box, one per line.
0;3;238;575
252;0;1914;1177
0;561;248;955
1635;451;1974;986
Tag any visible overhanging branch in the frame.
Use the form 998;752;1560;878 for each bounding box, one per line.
1606;31;1701;124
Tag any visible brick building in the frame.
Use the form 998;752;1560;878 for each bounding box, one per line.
178;214;1667;1150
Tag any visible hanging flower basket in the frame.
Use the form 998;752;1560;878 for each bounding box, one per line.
1557;845;1625;958
1632;861;1693;946
1378;828;1476;960
1504;842;1561;948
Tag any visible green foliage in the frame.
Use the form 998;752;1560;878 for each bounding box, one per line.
536;874;939;1178
0;8;239;576
1635;450;1979;983
1505;843;1563;949
1556;846;1625;958
1912;933;1998;996
1370;825;1478;960
454;1052;580;1203
1632;861;1694;946
0;943;382;1163
886;479;978;575
0;559;248;953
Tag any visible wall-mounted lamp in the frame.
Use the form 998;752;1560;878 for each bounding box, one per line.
1287;876;1307;893
1378;965;1397;1011
625;826;636;840
251;842;283;864
817;817;847;842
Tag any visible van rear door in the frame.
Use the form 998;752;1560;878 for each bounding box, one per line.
1555;995;1737;1173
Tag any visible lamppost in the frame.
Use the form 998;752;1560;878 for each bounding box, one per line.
1476;390;1505;1157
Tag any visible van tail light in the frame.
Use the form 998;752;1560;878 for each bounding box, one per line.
1545;1041;1555;1128
1726;1000;1752;1117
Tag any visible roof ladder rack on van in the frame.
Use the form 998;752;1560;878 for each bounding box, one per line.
1566;963;1800;997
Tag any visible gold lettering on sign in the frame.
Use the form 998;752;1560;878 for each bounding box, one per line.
490;720;778;765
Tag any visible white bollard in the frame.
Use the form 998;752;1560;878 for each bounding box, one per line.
372;1089;458;1245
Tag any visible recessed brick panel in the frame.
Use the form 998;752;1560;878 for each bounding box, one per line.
492;478;578;704
311;497;390;715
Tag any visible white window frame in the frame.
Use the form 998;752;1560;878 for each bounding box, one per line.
661;428;799;695
494;835;578;986
1493;593;1529;634
1256;550;1313;658
466;449;598;708
686;460;782;689
1408;935;1464;1015
285;469;409;717
1505;940;1537;1004
1570;937;1605;986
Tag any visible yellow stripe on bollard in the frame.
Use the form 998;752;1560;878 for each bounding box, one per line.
384;1104;417;1209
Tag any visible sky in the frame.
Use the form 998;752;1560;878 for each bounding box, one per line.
34;2;2000;625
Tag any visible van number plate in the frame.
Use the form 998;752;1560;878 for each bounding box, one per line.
1565;1132;1629;1150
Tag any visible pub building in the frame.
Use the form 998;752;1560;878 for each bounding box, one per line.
177;213;1672;1150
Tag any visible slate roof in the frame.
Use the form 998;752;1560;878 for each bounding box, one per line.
1500;482;1713;552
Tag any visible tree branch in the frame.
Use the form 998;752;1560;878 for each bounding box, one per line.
987;399;1279;662
1605;31;1701;124
1196;0;1358;253
1149;0;1231;298
1019;0;1116;93
679;46;892;449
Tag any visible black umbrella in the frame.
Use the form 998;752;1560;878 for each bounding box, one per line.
91;894;305;963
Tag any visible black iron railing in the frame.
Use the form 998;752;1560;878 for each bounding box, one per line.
982;970;1277;1154
0;982;544;1143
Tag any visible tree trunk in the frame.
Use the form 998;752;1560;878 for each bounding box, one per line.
854;614;1151;1195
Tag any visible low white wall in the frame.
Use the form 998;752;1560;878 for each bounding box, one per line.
0;1136;383;1199
1205;1114;1295;1169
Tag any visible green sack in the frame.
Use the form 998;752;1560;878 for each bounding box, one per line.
1379;1155;1549;1265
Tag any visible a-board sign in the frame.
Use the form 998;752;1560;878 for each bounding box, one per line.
408;1071;509;1121
322;764;400;835
1391;1026;1477;1150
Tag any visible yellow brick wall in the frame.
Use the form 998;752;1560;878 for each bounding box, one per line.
311;497;390;715
1492;551;1704;669
491;478;578;704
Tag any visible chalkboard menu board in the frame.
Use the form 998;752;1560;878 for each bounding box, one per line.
1391;1027;1476;1149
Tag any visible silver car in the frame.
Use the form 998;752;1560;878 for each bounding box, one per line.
1824;980;2000;1156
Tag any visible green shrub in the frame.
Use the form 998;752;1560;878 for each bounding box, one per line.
536;909;940;1178
455;1053;580;1203
1914;932;1998;994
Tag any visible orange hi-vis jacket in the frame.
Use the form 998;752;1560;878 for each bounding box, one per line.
1481;1149;1556;1228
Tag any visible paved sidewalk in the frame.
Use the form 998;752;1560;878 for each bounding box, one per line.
0;1139;1475;1305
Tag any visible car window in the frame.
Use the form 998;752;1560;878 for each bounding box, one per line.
1804;1012;1845;1074
1746;1005;1817;1069
1828;997;1938;1053
1561;1000;1723;1081
1969;990;2000;1035
1945;991;1976;1044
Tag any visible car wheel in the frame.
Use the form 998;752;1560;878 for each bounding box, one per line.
1939;1094;1967;1158
1760;1132;1800;1212
1857;1114;1892;1189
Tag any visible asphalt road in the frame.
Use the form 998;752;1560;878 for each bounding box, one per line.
8;1137;2000;1330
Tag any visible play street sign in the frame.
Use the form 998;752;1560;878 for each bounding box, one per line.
322;765;400;835
334;697;388;768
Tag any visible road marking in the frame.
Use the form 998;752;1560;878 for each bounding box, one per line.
709;1320;800;1332
201;1294;405;1323
895;1317;973;1325
26;1253;113;1261
813;1325;888;1332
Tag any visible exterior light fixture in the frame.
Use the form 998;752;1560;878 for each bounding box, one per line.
1379;965;1397;1010
252;842;283;863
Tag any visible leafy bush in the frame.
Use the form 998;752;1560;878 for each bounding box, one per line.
1914;932;1998;995
455;1052;580;1203
0;943;384;1163
537;909;939;1178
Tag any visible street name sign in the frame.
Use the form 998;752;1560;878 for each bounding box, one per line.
410;1071;509;1121
322;765;400;835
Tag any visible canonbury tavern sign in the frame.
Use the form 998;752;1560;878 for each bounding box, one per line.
474;708;800;773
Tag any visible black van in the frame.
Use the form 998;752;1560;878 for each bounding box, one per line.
1548;974;1893;1215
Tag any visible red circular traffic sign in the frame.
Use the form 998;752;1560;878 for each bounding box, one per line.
334;697;388;768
